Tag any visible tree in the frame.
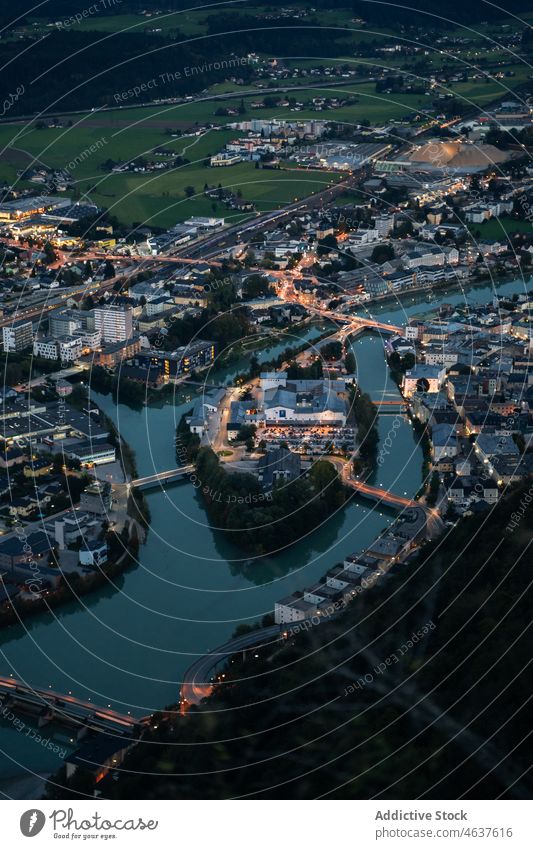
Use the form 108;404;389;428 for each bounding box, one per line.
43;242;56;264
184;185;196;198
242;274;273;300
317;234;338;256
345;351;356;374
427;470;440;506
103;260;115;279
370;243;395;264
237;424;256;443
321;341;343;361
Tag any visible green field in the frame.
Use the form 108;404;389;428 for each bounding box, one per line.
469;216;533;241
86;162;342;228
0;7;530;232
0;117;341;228
29;10;208;37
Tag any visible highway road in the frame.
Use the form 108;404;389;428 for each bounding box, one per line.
0;77;377;125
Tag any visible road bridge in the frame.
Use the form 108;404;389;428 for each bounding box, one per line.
0;676;147;739
304;305;402;336
346;478;417;509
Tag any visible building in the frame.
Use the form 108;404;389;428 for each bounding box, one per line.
49;311;82;337
33;336;82;362
183;216;225;232
0;531;52;575
402;246;447;269
53;510;98;549
257;446;301;490
93;305;133;343
431;422;458;460
3;320;33;353
274;593;326;624
79;540;108;568
0;196;67;221
402;365;446;397
0;446;26;469
447;476;499;510
133;340;216;381
94;337;140;367
263;379;347;426
210;153;242;166
23;457;53;479
67;442;116;467
260;371;288;391
185;388;225;437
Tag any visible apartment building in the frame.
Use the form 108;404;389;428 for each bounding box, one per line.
2;320;33;353
93;305;133;343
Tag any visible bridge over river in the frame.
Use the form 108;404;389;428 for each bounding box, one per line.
129;461;416;511
129;465;194;490
347;478;417;509
0;676;149;739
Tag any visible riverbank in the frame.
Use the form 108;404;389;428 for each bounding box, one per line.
0;527;140;630
3;272;523;793
347;267;531;314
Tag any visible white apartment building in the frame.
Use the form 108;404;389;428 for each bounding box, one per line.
74;329;101;351
3;320;33;352
93;305;133;343
57;336;82;362
374;214;395;237
33;336;83;362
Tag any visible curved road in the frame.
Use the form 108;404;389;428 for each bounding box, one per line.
180;625;283;710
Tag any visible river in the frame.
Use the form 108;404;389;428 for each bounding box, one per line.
0;273;530;792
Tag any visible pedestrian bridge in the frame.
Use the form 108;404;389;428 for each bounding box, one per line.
130;466;194;491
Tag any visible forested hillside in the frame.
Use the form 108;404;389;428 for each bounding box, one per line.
46;480;533;799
